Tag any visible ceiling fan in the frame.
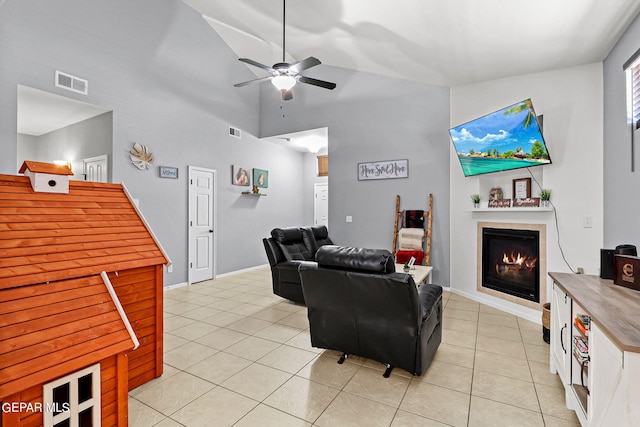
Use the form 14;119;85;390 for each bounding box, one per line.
233;0;336;101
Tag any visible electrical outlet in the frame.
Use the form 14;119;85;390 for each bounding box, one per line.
346;216;353;223
583;216;593;228
167;265;173;273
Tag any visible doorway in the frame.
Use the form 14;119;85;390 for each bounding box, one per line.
314;182;329;228
188;166;216;284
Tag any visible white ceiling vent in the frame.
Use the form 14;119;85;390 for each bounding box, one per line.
55;70;88;95
229;126;241;139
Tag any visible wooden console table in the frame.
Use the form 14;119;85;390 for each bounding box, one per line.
396;264;432;285
548;272;640;426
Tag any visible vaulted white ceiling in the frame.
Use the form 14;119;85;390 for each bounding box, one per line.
184;0;640;87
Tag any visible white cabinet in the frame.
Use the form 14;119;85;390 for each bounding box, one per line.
550;282;571;384
588;322;624;426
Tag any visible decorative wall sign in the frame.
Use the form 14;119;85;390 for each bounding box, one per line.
253;168;269;188
358;159;408;181
488;199;512;208
513;197;540;207
159;166;178;179
232;165;250;186
129;143;154;170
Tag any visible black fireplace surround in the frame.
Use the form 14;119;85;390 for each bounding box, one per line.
481;227;540;303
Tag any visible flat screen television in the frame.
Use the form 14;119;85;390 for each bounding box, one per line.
449;99;551;177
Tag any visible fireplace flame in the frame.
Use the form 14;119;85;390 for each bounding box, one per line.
502;251;537;269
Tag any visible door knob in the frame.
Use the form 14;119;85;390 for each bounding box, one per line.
209;229;213;233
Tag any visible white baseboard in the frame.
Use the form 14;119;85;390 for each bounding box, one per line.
216;263;270;278
164;281;189;291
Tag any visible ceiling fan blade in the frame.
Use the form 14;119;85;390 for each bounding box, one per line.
298;75;337;90
234;76;273;87
281;89;293;101
288;56;321;74
238;58;276;74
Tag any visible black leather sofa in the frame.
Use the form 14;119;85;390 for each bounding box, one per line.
299;245;443;377
262;225;333;303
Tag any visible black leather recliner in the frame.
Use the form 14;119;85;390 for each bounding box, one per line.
262;225;333;303
299;245;443;377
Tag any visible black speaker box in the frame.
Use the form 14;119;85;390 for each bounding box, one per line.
600;249;615;279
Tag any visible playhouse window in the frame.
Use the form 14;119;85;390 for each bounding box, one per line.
43;363;101;427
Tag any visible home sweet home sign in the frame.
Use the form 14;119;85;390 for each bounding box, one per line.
358;159;408;181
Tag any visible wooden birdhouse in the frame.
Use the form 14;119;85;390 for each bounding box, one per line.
19;160;74;194
0;171;170;426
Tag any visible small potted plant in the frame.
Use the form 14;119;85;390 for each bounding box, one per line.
403;263;411;273
470;194;481;208
539;189;551;208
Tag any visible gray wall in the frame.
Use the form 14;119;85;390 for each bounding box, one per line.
0;0;306;284
259;67;451;286
604;13;640;249
17;112;113;180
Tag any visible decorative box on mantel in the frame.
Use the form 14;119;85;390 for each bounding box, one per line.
614;254;640;291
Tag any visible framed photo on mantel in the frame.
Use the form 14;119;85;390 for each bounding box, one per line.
512;177;531;199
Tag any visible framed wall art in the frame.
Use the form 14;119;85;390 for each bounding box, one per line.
358;159;408;181
253;168;269;188
232;165;251;186
158;166;178;179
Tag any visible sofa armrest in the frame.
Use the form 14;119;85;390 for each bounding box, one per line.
418;283;443;322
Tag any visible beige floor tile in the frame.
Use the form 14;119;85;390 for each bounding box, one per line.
169;320;219;341
211;289;243;299
234;404;312;427
163;300;201;315
525;342;550;363
476;334;526;358
226;316;273;335
343;366;410;407
128;397;166;426
272;300;307;313
221;363;292;401
180;306;223;321
474;350;532;382
468;395;544;427
315;391;396;427
226;302;265;316
521;327;547;346
134;371;215;416
400;382;470;427
477;322;523;342
263;375;339;422
472;370;540;412
479;303;512;316
391;410;450;426
170;386;258;427
208;298;245;311
542;414;582;426
277;312;311;329
251;307;293;322
229;292;263;303
257;344;318;374
446;299;480;312
416;359;473;393
128;364;181;397
195;328;249;350
518;317;541;331
443;316;478;334
528;360;564;389
252;295;284;306
447;293;477;303
164;341;218;370
177;293;220;306
164;315;195;332
296;354;360;389
478;312;519;328
444;307;479;322
224;336;281;361
163;333;189;352
433;343;475;369
202;310;246;327
285;330;323;353
441;329;477;350
153;418;183;427
359;358;414;378
185;351;252;384
536;383;581;421
255;323;304;343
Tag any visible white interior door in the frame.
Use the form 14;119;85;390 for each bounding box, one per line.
189;166;216;284
314;182;329;228
83;155;108;182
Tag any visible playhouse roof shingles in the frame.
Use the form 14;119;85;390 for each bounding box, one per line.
0;174;168;290
0;274;135;399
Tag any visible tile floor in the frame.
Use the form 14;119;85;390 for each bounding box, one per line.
128;267;580;426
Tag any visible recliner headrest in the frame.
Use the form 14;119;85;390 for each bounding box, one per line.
271;227;303;244
315;245;395;273
310;225;329;239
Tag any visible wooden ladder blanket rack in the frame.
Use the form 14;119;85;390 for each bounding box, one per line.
392;194;433;266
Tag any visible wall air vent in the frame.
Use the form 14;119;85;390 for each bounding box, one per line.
55;70;88;95
229;126;241;139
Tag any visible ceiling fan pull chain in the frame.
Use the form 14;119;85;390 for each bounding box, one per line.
282;0;286;62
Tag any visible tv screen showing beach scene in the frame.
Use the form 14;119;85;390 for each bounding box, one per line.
449;99;551;177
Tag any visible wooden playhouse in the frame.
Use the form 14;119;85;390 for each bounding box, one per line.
0;161;170;426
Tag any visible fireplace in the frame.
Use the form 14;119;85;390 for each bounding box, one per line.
477;222;546;308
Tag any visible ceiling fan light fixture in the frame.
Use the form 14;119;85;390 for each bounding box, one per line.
271;75;296;91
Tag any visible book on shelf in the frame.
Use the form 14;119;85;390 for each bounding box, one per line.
575;314;591;328
573;335;588;356
574;317;589;337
